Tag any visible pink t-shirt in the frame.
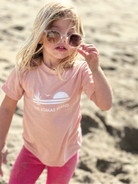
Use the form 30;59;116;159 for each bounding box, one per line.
2;60;95;166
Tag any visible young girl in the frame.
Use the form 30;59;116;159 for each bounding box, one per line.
0;1;112;184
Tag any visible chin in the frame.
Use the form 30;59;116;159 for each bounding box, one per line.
56;54;69;60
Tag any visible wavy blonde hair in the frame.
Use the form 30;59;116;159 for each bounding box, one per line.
16;1;84;75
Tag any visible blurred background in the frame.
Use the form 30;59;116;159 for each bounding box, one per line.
0;0;137;183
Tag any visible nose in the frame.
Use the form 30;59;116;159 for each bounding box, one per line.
60;35;67;44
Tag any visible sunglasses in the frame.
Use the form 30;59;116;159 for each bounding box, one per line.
44;30;83;47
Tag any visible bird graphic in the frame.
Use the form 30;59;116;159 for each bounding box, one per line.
33;91;70;105
45;94;51;97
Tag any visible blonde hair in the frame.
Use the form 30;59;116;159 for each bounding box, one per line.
16;1;84;75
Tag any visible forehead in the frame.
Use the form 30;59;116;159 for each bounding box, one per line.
49;16;76;31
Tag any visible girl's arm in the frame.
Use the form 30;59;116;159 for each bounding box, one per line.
78;44;113;111
89;66;112;111
0;95;18;177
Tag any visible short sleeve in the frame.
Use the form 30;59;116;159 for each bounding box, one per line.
81;61;95;100
2;68;24;100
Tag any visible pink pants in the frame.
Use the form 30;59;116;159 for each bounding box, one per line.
9;146;79;184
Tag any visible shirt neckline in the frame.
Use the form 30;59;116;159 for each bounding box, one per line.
40;61;58;75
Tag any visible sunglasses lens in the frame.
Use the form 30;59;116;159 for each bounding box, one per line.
47;31;60;44
69;34;82;47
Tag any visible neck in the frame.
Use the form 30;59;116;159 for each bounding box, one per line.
43;61;58;70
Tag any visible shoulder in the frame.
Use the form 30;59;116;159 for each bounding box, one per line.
17;64;41;79
74;60;87;67
9;66;37;86
73;60;91;73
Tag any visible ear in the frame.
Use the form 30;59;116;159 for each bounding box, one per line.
38;35;44;44
39;39;43;44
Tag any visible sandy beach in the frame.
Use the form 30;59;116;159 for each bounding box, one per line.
0;0;137;183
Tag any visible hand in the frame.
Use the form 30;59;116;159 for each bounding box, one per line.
77;44;100;72
0;147;8;177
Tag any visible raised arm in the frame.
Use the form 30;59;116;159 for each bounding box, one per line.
78;44;113;111
0;95;18;177
89;66;112;110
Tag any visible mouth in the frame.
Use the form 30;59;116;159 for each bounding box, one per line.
56;46;67;51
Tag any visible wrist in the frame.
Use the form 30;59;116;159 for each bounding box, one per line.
90;66;101;74
0;145;7;154
1;146;7;154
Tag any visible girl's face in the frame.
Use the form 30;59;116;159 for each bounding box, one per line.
41;17;77;65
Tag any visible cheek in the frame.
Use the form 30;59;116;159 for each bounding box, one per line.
42;44;51;55
43;42;53;51
42;34;51;48
68;47;77;55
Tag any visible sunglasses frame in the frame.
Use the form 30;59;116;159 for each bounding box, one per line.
44;30;83;47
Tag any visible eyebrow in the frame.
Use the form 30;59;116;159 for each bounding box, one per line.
50;26;59;29
50;26;76;32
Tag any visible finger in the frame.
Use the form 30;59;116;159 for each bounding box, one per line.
2;158;6;163
84;46;96;50
77;48;87;58
1;146;7;154
0;155;2;163
87;49;98;54
83;47;97;50
88;51;98;55
2;151;8;163
0;167;3;177
80;44;96;49
80;46;98;54
0;154;3;177
80;49;98;56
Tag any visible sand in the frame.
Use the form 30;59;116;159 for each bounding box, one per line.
0;0;137;183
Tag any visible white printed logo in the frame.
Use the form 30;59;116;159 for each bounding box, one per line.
33;91;70;105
